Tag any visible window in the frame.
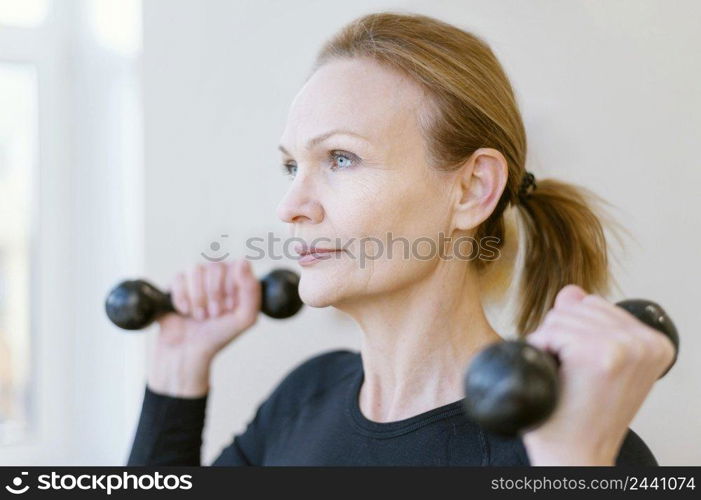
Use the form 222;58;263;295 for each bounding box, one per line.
0;63;38;445
0;0;144;464
0;0;49;28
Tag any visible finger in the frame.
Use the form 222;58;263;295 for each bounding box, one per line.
563;300;621;330
550;287;623;330
224;260;238;311
526;327;594;369
553;283;588;310
527;307;594;355
171;271;190;315
582;293;635;324
231;259;261;325
189;264;207;321
540;310;595;339
562;295;631;333
532;302;646;370
205;262;226;317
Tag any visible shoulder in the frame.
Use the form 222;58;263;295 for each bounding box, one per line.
256;349;360;421
615;427;658;466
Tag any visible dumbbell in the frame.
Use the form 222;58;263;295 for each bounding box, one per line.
463;299;679;436
105;268;303;330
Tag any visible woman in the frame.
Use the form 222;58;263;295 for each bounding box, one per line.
127;12;674;466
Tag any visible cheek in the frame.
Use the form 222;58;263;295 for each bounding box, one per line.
323;180;447;280
327;172;444;238
297;184;447;306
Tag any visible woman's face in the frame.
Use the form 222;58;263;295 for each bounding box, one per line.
276;57;460;310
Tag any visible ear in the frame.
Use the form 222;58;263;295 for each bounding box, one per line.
452;148;509;231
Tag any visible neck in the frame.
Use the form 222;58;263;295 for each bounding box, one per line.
336;260;502;423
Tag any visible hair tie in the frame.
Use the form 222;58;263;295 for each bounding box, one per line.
518;171;537;200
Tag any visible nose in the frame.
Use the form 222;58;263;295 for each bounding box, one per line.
276;173;324;225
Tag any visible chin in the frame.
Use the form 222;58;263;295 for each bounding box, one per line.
297;277;341;308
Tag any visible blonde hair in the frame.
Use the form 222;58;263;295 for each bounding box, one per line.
312;11;623;335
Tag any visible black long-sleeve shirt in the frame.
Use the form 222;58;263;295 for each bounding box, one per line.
127;349;658;466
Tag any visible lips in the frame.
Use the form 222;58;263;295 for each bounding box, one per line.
293;243;341;257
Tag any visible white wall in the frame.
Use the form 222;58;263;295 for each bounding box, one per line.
141;0;701;465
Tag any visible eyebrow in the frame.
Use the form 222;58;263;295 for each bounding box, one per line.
278;129;369;156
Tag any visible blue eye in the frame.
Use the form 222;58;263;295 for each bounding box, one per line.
330;151;357;171
280;150;358;178
282;163;297;177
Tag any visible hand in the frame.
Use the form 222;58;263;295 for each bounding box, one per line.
147;259;262;397
521;284;675;465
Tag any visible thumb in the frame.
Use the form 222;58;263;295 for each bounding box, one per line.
553;283;588;310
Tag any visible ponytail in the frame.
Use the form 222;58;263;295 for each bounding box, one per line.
514;178;626;335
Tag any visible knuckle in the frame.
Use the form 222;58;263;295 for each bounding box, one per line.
542;310;561;328
596;341;627;376
206;266;224;296
228;260;241;277
224;265;237;289
190;264;204;287
560;284;582;296
581;294;612;315
582;293;601;304
190;282;204;303
541;309;571;332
